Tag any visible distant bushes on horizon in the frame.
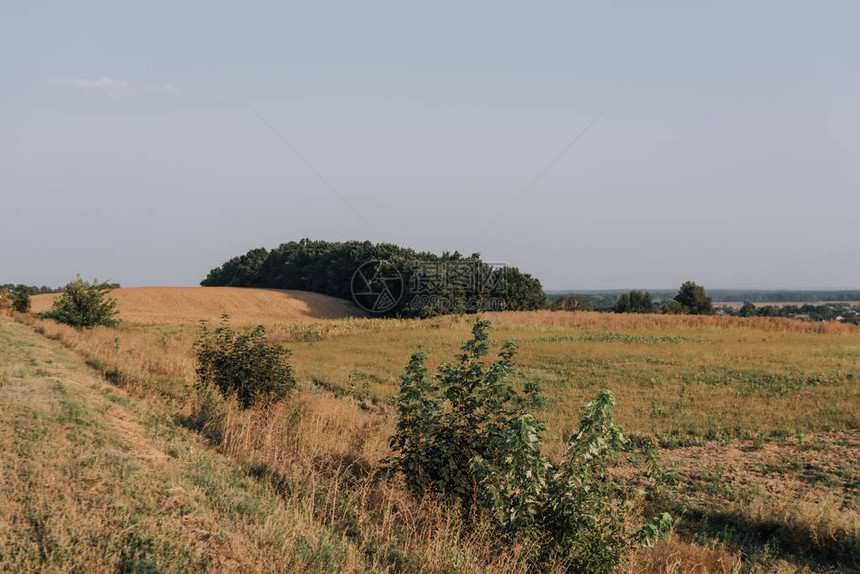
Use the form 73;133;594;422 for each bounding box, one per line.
0;284;62;295
550;288;860;310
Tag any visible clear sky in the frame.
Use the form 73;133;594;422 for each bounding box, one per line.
2;1;858;290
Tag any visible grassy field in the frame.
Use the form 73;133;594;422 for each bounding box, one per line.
4;292;860;572
0;316;377;572
30;287;362;326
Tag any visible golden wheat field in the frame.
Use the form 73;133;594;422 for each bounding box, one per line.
30;286;363;325
5;292;860;572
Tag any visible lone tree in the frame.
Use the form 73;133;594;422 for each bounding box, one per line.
615;290;653;314
673;281;714;315
44;277;120;328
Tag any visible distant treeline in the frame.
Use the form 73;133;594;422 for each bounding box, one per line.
548;289;860;310
201;239;547;316
0;284;62;295
700;289;860;303
726;302;859;324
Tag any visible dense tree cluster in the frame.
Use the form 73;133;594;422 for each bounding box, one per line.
201;239;547;316
614;290;653;314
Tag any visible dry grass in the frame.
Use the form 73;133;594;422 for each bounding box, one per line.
0;316;377;572
480;309;860;335
8;301;860;571
30;286;364;326
626;537;742;573
9;313;534;571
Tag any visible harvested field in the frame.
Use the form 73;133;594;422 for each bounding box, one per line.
30;287;363;326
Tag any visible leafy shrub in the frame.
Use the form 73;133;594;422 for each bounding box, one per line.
44;277;119;328
471;393;672;572
193;315;295;408
389;318;542;504
389;319;671;572
11;287;31;313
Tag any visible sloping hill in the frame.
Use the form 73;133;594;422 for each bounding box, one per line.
30;287;363;326
0;316;371;571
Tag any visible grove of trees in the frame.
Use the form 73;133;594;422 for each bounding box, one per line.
614;290;653;314
202;239;547;316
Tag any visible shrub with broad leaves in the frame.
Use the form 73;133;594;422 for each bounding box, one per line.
193;315;295;408
389;318;671;572
44;277;119;328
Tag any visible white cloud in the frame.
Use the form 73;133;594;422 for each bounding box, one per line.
49;77;182;99
49;76;131;98
143;83;182;97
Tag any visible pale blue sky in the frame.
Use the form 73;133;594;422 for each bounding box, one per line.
2;1;858;290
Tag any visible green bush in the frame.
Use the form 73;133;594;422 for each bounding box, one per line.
11;287;31;313
44;277;119;328
388;318;542;504
193;315;296;408
389;319;671;572
471;393;671;572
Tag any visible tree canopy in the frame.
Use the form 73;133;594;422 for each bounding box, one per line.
615;290;653;314
673;281;714;315
201;239;547;316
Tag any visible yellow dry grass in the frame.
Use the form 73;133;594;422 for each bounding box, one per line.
7;302;860;572
0;316;378;572
480;309;860;335
30;286;363;326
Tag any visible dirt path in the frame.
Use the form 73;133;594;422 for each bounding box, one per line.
0;316;364;572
